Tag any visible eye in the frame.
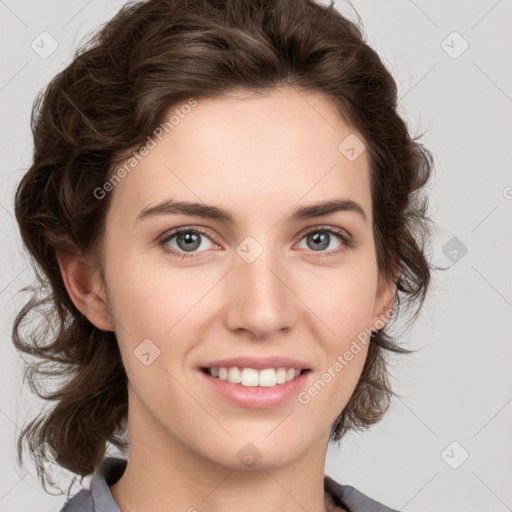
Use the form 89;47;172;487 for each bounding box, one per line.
159;225;355;260
296;227;354;256
159;228;217;259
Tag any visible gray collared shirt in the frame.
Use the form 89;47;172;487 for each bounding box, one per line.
60;457;401;512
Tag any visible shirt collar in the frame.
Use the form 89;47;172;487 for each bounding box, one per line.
90;457;126;512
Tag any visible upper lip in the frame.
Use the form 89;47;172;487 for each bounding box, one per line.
201;356;311;371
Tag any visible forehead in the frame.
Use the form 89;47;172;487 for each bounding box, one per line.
106;87;372;227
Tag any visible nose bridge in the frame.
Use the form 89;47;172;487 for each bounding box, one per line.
226;234;293;336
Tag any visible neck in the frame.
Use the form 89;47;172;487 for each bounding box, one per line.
110;392;339;512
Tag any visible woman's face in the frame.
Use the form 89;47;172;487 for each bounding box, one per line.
98;86;394;469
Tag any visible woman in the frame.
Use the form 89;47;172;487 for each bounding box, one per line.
12;0;435;511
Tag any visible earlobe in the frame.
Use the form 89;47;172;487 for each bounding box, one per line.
57;251;115;332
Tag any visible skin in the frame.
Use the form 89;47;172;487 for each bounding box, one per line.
58;86;396;512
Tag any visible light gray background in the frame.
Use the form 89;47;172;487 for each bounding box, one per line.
1;1;511;511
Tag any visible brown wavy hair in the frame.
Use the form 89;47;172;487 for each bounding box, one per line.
12;0;438;494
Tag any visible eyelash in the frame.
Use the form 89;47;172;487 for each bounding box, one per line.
158;226;355;260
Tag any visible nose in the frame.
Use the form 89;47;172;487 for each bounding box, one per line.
223;245;296;339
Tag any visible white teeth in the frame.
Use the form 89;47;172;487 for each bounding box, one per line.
206;366;305;387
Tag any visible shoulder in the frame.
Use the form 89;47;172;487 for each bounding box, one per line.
57;457;127;512
59;489;93;511
324;474;403;512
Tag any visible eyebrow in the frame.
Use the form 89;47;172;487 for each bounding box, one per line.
136;198;368;225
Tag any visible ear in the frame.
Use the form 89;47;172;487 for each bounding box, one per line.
370;262;400;332
57;251;115;331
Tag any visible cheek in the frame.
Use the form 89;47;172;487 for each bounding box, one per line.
297;257;379;337
299;322;370;424
105;245;216;335
294;257;377;403
104;250;225;391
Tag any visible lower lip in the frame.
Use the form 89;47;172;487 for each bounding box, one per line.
199;369;311;408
